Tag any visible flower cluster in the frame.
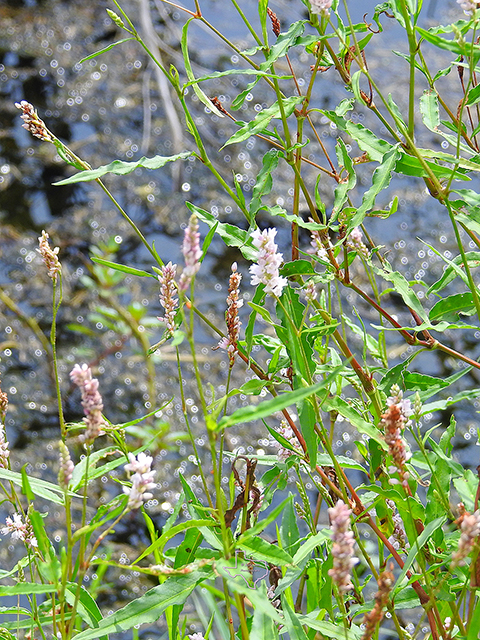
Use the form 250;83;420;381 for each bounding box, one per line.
307;219;329;261
70;364;105;443
328;500;358;593
347;227;369;258
386;499;409;551
274;420;300;462
123;452;156;510
249;228;287;297
179;214;202;291
361;564;394;640
1;513;38;549
217;262;243;366
309;0;333;17
15;100;54;142
58;441;74;488
380;385;413;489
458;0;480;14
158;261;178;336
37;230;61;281
451;505;480;569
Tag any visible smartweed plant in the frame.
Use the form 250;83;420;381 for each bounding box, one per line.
4;0;480;639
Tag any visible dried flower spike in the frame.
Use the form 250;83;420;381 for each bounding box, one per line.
249;228;287;297
37;230;61;281
158;261;178;336
328;500;358;593
361;563;394;640
15;101;54;143
267;7;281;36
123;452;156;510
381;385;412;489
216;262;243;366
70;364;105;443
179;214;202;291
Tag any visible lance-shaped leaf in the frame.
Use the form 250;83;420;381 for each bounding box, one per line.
223;95;304;147
217;368;342;431
53;152;193;185
72;570;213;640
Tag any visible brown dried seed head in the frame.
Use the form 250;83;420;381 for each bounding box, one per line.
267;8;281;36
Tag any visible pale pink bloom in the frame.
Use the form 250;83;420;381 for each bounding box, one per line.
124;452;156;510
249;228;287;297
0;424;10;469
15;100;53;142
188;634;205;640
307;219;329;261
451;508;480;569
70;364;105;443
458;0;480;13
1;513;38;549
37;230;61;281
179;215;202;291
158;262;178;335
309;0;333;17
58;441;74;488
328;500;358;593
274;421;300;461
304;280;317;303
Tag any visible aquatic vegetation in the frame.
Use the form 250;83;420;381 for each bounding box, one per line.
3;1;480;639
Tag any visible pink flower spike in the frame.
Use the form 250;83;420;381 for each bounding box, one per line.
179;214;202;291
70;364;105;444
328;500;358;593
158;261;178;335
123;452;156;510
249;228;287;297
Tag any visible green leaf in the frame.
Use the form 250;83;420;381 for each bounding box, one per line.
333;138;356;217
429;292;476;322
420;89;440;131
352;146;401;227
0;468;78;504
427;248;480;294
323;396;387;449
250;600;278;640
394;516;447;593
292;530;330;566
223;96;304;147
53;152;193;185
296;613;362;639
281;597;309;640
216;563;283;623
186;203;256;260
280;497;301;556
237;537;292;566
90;258;154;279
181;18;226;117
0;584;57;596
371;259;428;322
249;149;281;219
467;596;480;640
65;585;106;639
183;68;292;87
73;570;213;640
79;38;135;63
262;21;306;67
217;369;342;431
416;26;476;55
133;519;217;565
